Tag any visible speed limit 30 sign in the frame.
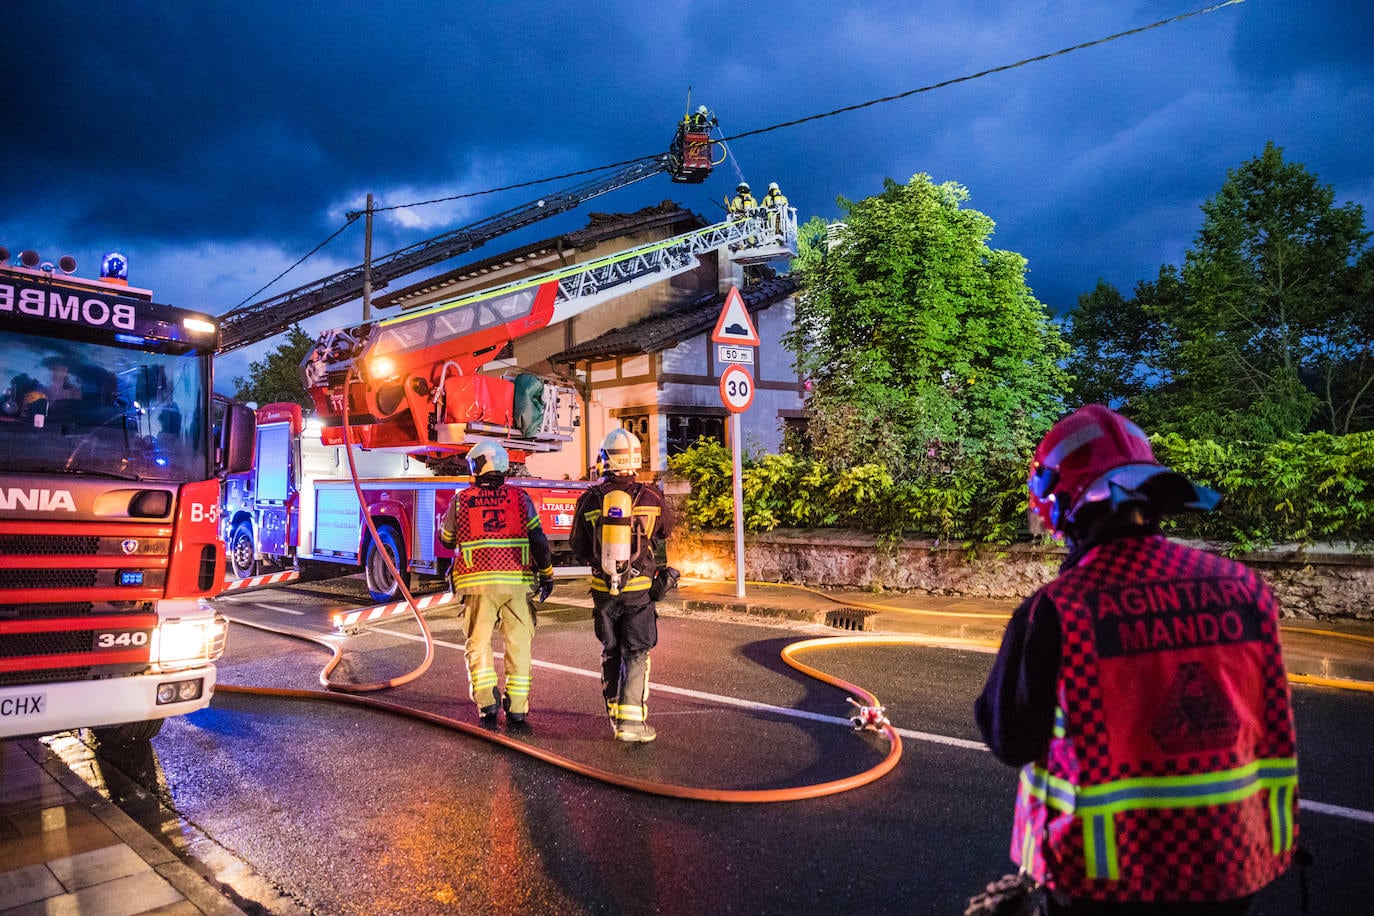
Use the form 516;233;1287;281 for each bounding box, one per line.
719;364;755;413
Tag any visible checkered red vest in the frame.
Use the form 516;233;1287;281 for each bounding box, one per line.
1012;535;1298;903
446;485;540;591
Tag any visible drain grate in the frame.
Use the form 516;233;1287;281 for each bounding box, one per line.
825;608;876;631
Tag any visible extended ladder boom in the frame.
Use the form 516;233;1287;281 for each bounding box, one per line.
303;207;798;457
216;156;673;354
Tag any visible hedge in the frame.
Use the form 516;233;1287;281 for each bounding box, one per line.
667;431;1374;550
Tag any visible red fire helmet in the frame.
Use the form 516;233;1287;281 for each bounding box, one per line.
1028;405;1219;536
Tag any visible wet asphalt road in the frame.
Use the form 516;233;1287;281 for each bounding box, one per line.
49;577;1374;915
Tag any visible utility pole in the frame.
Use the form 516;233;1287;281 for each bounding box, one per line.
362;193;374;322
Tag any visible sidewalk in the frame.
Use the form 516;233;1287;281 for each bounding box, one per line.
0;737;246;915
3;578;1370;914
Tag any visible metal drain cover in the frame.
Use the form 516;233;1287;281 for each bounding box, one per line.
825;608;876;631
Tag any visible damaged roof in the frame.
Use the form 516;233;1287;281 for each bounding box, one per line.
551;275;801;364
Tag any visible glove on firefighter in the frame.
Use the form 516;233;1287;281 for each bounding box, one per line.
535;574;555;602
648;565;680;601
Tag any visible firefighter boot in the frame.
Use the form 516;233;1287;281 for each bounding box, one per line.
479;690;501;723
614;719;656;743
502;693;526;726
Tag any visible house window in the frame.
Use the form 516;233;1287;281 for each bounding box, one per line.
666;413;725;457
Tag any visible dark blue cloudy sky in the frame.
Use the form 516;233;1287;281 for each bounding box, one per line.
2;0;1370;388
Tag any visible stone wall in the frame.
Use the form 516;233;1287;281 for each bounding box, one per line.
669;529;1374;621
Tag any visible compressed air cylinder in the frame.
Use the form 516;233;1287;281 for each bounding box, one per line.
600;490;634;593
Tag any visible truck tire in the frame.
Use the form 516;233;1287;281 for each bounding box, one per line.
88;718;163;746
228;520;257;579
364;524;406;603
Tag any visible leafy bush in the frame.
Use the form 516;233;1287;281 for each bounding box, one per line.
669;431;1374;549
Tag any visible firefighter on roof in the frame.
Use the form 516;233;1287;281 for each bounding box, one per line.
440;440;554;725
570;428;675;743
975;405;1299;913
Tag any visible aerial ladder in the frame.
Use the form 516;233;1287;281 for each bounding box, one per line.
215;114;720;355
300;206;799;465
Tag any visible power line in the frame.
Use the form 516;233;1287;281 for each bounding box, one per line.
260;0;1246;296
378;0;1247;212
719;0;1247;144
229;213;360;310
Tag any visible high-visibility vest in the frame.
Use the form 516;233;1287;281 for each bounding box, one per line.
1012;535;1298;903
441;485;542;590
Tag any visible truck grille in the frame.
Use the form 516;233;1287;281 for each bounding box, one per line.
0;604;158;687
0;535;100;554
0;664;147;688
2;631;100;659
0;569;167;590
0;601;152;621
0;535;168;556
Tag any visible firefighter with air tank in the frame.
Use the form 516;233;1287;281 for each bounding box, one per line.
571;428;675;743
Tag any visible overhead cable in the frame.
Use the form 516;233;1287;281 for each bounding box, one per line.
257;1;1246;289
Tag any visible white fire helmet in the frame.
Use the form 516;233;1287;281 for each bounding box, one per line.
597;428;642;476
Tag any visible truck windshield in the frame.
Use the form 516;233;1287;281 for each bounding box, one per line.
0;328;210;481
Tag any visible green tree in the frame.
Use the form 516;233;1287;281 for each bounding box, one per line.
1069;143;1374;440
784;174;1069;479
1064;271;1180;410
231;325;315;407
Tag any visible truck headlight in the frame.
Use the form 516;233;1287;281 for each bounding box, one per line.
150;614;228;671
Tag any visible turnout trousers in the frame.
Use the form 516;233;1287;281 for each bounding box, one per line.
462;586;535;714
591;591;658;725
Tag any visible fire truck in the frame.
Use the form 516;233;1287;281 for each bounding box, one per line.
220;399;589;600
217;111;796;602
0;249;253;745
221;203;796;601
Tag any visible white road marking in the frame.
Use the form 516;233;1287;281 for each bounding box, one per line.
243;602;305;616
1300;800;1374;823
373;624;1374;821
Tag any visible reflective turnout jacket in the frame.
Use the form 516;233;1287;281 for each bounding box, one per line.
439;483;553;592
1013;535;1297;903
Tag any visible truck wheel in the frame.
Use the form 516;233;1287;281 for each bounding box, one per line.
364;524;406;603
228;520;257;579
88;719;163;746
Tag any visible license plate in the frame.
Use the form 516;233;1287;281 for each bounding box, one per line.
1;694;46;719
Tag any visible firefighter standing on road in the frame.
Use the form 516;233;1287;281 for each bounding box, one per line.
974;405;1299;914
440;440;554;725
570;428;673;743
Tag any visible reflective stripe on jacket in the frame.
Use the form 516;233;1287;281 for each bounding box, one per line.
440;484;552;592
1012;535;1298;903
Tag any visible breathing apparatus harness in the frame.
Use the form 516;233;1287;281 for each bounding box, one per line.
596;476;646;596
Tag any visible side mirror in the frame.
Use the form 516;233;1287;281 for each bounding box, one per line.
218;403;256;474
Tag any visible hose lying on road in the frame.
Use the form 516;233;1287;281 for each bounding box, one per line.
217;613;902;803
729;578;1374;694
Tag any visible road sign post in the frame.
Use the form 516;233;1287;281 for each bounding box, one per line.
730;412;745;597
712;287;759;598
